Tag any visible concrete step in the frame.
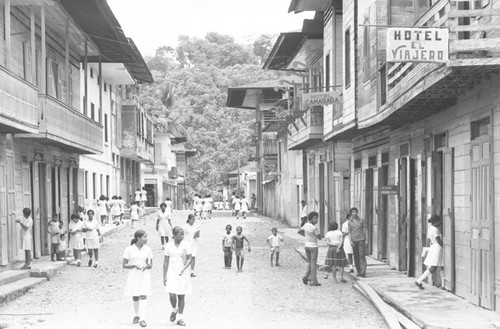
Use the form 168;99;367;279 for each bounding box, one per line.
0;270;30;286
0;277;47;304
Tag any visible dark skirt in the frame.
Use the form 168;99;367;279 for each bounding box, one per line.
325;245;348;267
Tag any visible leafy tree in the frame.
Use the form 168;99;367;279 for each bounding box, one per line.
253;34;276;64
139;33;281;197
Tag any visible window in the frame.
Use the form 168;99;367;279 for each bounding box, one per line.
400;143;410;157
84;171;88;199
90;103;95;120
471;117;490;140
325;54;330;92
382;152;389;164
379;64;387;106
92;173;96;199
354;158;361;170
368;155;377;167
68;68;73;108
83;96;87;116
345;28;351;88
434;133;448;149
47;58;61;99
106;175;110;197
100;174;103;196
104;114;108;142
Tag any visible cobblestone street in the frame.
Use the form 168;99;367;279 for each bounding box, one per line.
0;211;387;329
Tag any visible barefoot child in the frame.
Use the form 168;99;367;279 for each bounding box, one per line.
69;213;84;266
130;201;140;228
267;228;284;267
222;225;233;269
47;214;61;261
232;226;251;272
324;222;348;282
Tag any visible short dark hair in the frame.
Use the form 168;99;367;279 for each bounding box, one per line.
160;202;167;208
87;209;95;216
70;213;80;220
329;222;338;231
308;211;319;221
23;208;31;217
350;207;358;214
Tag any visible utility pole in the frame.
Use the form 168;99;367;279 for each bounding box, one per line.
236;110;241;195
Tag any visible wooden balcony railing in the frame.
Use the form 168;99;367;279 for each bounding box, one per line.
263;139;278;156
288;107;323;150
38;95;103;154
0;66;38;133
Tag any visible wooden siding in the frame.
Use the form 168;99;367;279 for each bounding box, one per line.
121;100;155;163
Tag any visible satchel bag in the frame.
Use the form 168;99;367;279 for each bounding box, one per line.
297;228;305;237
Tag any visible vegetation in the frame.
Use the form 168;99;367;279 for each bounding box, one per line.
140;33;278;197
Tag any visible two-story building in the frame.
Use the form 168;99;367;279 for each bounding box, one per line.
284;0;500;312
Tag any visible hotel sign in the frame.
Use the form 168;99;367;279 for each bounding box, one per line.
387;27;449;63
302;91;341;108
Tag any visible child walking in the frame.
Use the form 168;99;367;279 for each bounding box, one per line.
232;226;251;272
222;225;233;269
123;230;153;328
267;228;284;267
324;222;348;282
68;213;84;266
156;202;172;249
84;209;101;268
130;201;140;228
47;214;61;261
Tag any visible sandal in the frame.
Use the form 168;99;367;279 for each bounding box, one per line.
170;310;178;322
177;319;186;326
133;316;140;324
415;281;424;290
139;320;147;327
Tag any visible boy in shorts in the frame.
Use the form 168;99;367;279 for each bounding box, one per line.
232;226;251;272
267;228;284;267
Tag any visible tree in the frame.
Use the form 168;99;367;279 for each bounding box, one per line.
253;34;276;64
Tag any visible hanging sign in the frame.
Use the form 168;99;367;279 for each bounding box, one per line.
387;27;449;63
379;185;399;196
302;91;341;108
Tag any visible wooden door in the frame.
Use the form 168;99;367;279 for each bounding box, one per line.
372;168;379;258
334;172;342;223
38;163;50;256
328;161;334;224
6;153;17;261
0;164;7;265
365;168;374;255
319;163;325;236
442;148;455;292
378;165;389;260
470;135;492;309
397;157;408;271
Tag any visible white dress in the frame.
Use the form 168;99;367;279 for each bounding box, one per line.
98;200;108;218
20;216;33;251
240;198;249;212
110;199;121;217
123;244;153;296
140;190;147;202
424;225;443;267
130;204;140;220
68;220;84;250
135;191;141;202
84;219;100;249
164;240;192;295
341;221;353;254
183;223;199;257
158;210;172;237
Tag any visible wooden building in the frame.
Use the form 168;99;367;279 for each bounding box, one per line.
0;0;152;268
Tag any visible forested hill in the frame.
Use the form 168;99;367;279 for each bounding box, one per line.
139;33;279;198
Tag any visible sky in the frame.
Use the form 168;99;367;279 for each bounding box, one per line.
107;0;314;57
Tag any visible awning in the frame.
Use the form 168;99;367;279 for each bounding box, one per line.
288;0;335;13
60;0;153;83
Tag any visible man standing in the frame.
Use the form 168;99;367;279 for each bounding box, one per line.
348;207;367;277
16;208;33;269
300;200;308;227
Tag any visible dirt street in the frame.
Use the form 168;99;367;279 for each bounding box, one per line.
0;210;387;329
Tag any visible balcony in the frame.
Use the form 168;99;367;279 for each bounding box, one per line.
0;66;38;134
359;0;500;129
263;138;278;158
288;107;323;150
31;95;103;154
121;99;155;163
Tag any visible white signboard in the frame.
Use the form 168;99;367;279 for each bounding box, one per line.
302;91;341;108
387;27;449;63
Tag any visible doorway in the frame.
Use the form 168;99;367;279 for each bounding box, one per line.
319;163;325;236
378;164;389;260
365;168;374;255
398;156;416;275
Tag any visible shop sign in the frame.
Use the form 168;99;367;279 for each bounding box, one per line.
387;27;449;63
379;185;399;196
302;91;341;108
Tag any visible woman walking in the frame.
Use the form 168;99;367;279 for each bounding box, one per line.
341;213;354;273
163;226;193;326
97;195;108;225
84;209;101;268
156;202;172;249
183;214;200;277
415;215;443;289
123;230;153;327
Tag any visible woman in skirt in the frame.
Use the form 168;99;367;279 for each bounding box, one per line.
163;226;193;326
324;222;348;283
84;209;100;268
68;213;84;266
156;202;172;249
341;213;354;273
415;215;443;289
123;230;153;327
183;214;200;277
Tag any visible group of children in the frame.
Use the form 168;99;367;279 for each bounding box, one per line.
193;193;213;220
222;225;251;272
97;195;127;226
230;193;250;219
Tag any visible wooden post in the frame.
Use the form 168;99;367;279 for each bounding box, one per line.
84;39;88;115
256;101;262;213
65;19;70;105
41;6;46;94
99;58;103;123
30;7;36;84
5;0;11;69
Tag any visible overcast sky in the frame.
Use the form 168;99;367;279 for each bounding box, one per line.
107;0;313;56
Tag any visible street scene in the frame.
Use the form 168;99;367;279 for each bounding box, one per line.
3;0;500;328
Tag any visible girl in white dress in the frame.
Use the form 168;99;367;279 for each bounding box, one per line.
415;215;443;289
240;196;249;219
341;213;354;273
97;195;108;225
130;202;140;228
183;214;200;277
156;202;172;248
84;209;101;268
68;213;84;266
109;196;122;225
163;226;193;327
233;196;241;219
123;230;153;328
